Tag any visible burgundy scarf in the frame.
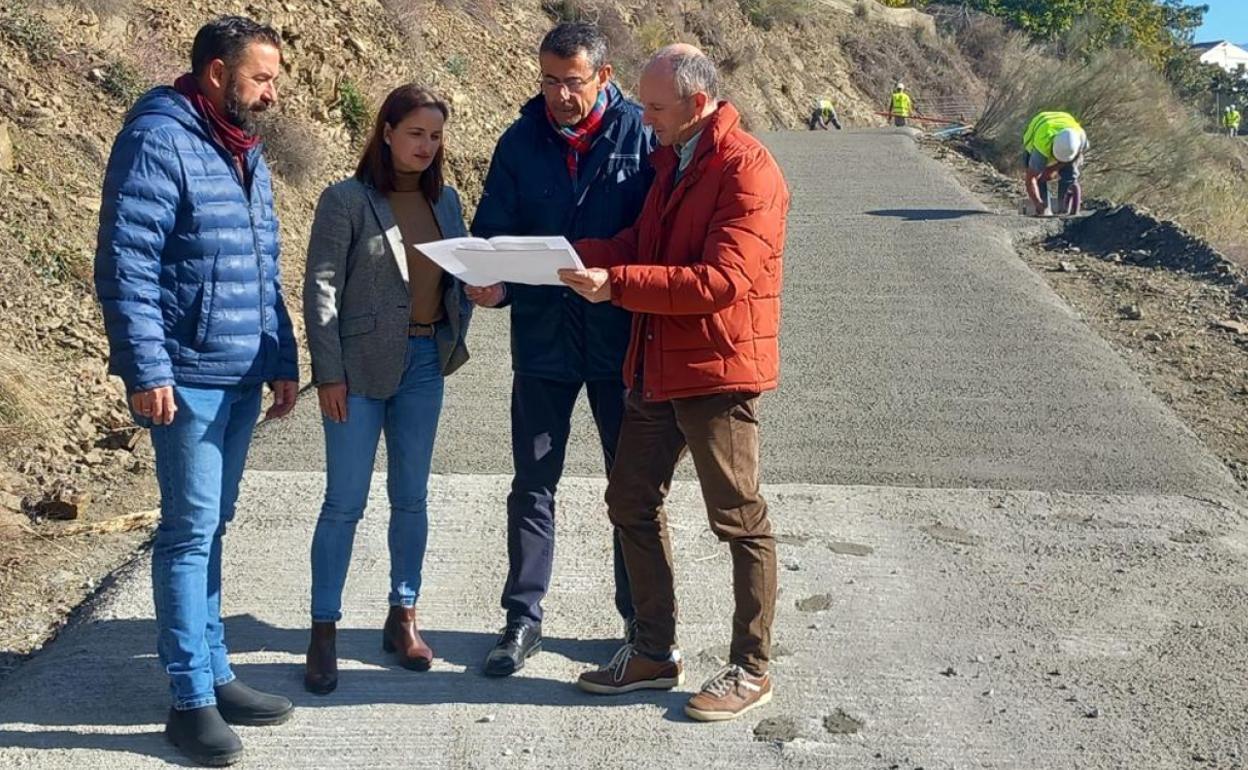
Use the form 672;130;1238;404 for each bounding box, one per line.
173;73;261;170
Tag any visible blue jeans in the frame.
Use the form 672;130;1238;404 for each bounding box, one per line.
310;337;444;622
149;384;262;711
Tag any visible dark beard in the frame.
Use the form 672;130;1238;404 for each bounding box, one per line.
223;77;263;135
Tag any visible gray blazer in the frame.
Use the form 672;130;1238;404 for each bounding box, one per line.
303;177;473;399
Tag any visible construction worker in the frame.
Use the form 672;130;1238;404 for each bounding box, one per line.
1022;110;1088;217
809;96;842;130
887;82;912;127
1224;105;1241;137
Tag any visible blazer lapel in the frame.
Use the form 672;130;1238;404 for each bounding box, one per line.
430;194;457;241
365;186;409;288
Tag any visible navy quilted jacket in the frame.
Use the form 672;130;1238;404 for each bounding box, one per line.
472;84;655;382
94;87;298;394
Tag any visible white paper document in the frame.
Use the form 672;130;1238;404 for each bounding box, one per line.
412;236;586;287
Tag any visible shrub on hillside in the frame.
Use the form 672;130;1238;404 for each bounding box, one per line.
99;60;147;106
69;0;132;18
738;0;815;31
0;352;49;442
257;114;324;189
975;47;1248;252
0;2;57;63
338;79;370;142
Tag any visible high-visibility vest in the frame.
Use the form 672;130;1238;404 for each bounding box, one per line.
818;98;834;120
1226;110;1241;128
890;91;911;117
1023;111;1083;162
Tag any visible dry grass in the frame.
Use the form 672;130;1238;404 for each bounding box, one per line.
257;113;325;189
0;352;51;443
974;47;1248;258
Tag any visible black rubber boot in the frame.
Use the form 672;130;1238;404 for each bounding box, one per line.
214;679;294;726
165;706;243;767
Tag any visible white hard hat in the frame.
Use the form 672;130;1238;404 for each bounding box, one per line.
895;82;905;90
1053;128;1083;162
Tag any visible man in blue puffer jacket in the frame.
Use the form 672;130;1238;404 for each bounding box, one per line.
468;22;655;677
94;16;298;766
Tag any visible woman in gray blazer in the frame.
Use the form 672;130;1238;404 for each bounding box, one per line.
301;84;472;694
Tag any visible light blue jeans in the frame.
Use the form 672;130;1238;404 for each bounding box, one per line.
310;337;444;622
148;383;262;710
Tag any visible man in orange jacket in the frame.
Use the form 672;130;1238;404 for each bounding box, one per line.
560;43;789;723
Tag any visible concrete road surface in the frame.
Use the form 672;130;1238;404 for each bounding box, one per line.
3;130;1246;769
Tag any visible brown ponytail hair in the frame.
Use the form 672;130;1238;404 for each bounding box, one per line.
355;84;449;202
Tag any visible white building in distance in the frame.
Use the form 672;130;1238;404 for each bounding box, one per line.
1193;40;1248;73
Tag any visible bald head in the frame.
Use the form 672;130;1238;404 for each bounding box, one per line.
645;44;719;101
638;43;720;147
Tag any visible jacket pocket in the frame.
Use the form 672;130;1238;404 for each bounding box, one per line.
193;283;214;348
340;313;376;338
706;313;736;358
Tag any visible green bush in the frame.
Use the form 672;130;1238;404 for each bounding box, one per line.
338;79;370;141
446;54;468;78
0;2;57;63
100;60;147;106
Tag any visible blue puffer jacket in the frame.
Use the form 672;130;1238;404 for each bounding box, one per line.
472;84;655;382
94;87;298;394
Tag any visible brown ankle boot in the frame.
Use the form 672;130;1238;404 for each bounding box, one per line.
382;606;433;671
304;621;338;695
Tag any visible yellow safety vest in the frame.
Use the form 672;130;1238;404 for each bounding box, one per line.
890;91;911;117
1023;111;1083;163
1226;110;1241;128
819;99;834;120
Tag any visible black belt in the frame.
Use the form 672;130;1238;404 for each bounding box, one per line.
407;322;437;338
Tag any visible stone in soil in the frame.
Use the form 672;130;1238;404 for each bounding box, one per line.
920;523;981;546
827;541;874;557
824;709;865;735
796;594;833;612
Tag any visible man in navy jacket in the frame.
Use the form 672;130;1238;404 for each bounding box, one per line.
94;16;298;766
469;22;655;677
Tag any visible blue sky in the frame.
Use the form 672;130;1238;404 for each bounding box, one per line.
1195;0;1248;45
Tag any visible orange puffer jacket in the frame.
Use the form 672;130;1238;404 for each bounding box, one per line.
576;102;789;402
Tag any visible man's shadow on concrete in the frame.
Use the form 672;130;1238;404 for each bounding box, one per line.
866;208;993;221
0;614;692;764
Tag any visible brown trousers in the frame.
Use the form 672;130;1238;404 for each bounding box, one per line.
605;389;777;675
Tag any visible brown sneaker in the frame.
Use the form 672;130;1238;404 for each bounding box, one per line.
684;665;773;722
577;644;684;695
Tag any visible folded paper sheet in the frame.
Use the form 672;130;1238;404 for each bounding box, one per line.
413;236;587;286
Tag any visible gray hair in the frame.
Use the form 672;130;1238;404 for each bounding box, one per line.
540;22;610;70
649;45;718;100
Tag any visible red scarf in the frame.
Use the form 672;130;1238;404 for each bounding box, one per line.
547;87;610;180
173;73;261;171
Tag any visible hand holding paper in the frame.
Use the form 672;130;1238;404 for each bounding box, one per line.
414;236;586;287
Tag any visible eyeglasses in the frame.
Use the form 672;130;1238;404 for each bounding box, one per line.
539;75;596;93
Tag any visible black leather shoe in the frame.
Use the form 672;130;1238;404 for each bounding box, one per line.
214;679;294;726
483;621;542;678
165;706;243;767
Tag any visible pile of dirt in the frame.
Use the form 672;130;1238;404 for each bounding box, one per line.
1050;204;1247;289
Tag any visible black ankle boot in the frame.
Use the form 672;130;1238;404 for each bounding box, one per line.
165;705;243;767
214;679;294;726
